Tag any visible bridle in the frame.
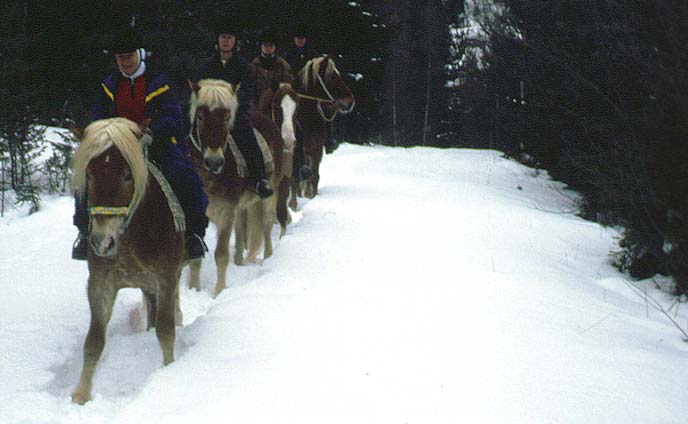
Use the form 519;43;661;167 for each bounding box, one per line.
87;141;149;234
188;115;230;154
298;63;355;123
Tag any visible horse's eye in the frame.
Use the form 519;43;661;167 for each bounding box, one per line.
123;173;133;182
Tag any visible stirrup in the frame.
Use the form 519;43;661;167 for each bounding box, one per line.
256;179;274;199
298;165;313;181
72;233;88;261
185;233;208;260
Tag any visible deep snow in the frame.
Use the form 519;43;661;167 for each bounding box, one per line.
1;142;687;423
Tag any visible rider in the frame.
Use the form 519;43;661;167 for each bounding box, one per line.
283;24;338;155
194;18;273;199
72;28;209;261
250;27;294;104
283;24;319;78
250;27;312;182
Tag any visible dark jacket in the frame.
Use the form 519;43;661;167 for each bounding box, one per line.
283;44;319;76
92;71;188;156
196;52;256;114
250;55;294;102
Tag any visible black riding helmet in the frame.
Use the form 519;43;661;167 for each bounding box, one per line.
110;27;143;55
212;15;242;40
258;27;278;46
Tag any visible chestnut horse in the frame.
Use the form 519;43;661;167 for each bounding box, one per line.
293;56;355;203
70;118;185;404
187;79;282;291
250;83;299;239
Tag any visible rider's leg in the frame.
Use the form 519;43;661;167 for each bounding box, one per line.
157;148;209;260
231;114;274;199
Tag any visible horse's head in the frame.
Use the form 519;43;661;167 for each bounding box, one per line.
188;79;239;174
72;118;148;257
273;83;300;148
300;56;355;117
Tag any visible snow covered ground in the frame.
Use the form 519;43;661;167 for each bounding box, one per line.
1;143;687;423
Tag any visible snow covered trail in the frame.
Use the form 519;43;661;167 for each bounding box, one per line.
1;144;687;423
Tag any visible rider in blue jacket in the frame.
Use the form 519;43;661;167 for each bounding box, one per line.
72;29;209;261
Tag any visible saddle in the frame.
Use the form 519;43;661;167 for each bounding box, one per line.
148;162;186;233
222;131;274;178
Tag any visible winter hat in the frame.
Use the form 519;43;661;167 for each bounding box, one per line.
110;27;143;55
291;23;309;38
258;27;278;45
213;16;242;39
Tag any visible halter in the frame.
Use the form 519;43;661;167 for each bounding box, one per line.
88;141;149;234
188;114;230;154
298;63;354;122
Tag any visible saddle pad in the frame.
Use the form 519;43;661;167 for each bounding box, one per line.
253;129;275;174
226;133;249;178
148;162;186;233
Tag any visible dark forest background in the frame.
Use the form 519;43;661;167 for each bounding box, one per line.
2;0;688;295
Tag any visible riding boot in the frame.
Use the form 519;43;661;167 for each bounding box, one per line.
256;179;274;199
298;165;313;181
185;232;208;260
72;233;88;260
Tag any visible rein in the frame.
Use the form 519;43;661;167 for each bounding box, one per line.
298;67;354;123
188;118;229;154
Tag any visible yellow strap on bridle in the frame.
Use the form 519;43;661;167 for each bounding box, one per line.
89;192;138;219
89;206;131;216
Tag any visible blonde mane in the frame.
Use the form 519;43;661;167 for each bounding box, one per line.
299;56;340;93
189;79;239;128
72;117;148;200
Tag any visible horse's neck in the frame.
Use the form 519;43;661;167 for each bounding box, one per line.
128;176;166;232
298;98;327;130
257;90;275;115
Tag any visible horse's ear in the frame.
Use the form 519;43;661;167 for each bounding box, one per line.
187;79;200;93
139;118;152;132
270;79;281;93
71;127;84;140
231;82;241;95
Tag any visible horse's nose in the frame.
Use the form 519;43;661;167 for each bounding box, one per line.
204;156;225;174
90;233;117;257
337;96;355;114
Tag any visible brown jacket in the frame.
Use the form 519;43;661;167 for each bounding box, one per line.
250;55;294;103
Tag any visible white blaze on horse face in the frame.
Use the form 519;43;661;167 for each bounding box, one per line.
90;215;125;257
280;95;297;151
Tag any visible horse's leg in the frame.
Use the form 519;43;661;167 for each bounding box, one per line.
72;280;116;405
234;207;247;265
175;270;183;326
245;201;264;263
188;260;201;291
214;209;234;296
155;277;178;365
262;194;276;258
313;173;320;197
277;178;290;237
288;179;299;210
143;290;157;331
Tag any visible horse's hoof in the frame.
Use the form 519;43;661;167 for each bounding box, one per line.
71;391;91;405
213;286;225;298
